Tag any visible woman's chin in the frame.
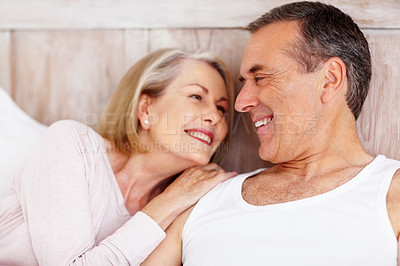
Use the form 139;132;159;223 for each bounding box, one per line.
180;152;211;167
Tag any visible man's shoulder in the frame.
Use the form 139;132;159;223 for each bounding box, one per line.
384;156;400;192
388;167;400;196
215;168;266;191
392;167;400;179
386;161;400;238
196;168;267;205
236;168;267;180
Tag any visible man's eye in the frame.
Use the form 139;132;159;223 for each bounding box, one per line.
217;105;226;114
190;94;202;100
255;77;265;82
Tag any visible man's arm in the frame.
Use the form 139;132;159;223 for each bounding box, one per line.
386;169;400;266
142;207;194;265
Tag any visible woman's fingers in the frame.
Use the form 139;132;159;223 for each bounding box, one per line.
218;169;238;182
141;164;237;230
201;162;222;172
168;163;237;203
198;164;237;183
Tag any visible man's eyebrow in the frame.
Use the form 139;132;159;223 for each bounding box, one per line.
239;64;265;82
249;64;263;74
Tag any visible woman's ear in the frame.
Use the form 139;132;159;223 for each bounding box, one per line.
320;57;346;104
137;94;152;130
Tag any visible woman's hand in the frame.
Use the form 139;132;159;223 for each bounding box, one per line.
141;163;237;230
163;163;237;209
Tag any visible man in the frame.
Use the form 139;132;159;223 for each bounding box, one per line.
143;2;400;265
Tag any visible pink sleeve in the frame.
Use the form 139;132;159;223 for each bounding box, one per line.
17;121;165;265
100;211;166;265
70;212;166;265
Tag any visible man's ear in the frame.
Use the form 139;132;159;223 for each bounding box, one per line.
137;94;153;130
320;57;346;104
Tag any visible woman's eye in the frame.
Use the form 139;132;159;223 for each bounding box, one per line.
190;94;202;100
217;105;226;114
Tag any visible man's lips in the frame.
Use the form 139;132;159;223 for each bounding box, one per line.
184;129;214;145
254;115;274;129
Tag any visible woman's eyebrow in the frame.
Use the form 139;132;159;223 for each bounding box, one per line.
188;83;209;94
217;97;229;102
188;83;228;102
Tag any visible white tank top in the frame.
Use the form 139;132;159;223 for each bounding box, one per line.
182;155;400;266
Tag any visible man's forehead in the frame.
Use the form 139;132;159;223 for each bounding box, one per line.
241;21;299;73
240;39;278;75
241;38;268;65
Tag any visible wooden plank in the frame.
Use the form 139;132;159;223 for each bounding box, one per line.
148;29;249;80
0;0;399;30
148;28;268;172
0;31;11;94
124;30;150;72
10;30;126;126
357;30;400;161
6;28;400;172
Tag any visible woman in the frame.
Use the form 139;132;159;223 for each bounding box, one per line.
0;48;237;265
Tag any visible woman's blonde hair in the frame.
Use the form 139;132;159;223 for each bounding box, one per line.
97;48;234;164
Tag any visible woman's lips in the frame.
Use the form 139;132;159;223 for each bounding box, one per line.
184;129;214;145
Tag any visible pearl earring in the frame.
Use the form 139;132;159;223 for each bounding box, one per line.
144;119;149;125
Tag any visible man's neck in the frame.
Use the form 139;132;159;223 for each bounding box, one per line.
243;116;374;206
277;114;373;180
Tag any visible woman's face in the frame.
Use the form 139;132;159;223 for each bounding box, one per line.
146;59;229;165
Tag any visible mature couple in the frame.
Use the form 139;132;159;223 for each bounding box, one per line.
1;1;399;265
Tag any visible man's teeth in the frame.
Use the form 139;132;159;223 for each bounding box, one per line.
186;131;211;144
255;117;272;128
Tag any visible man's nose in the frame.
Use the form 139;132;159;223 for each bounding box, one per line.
235;84;259;113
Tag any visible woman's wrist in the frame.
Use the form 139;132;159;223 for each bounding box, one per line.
141;193;184;231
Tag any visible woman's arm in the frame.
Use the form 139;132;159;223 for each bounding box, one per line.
142;207;194;266
15;121;235;265
17;121;164;265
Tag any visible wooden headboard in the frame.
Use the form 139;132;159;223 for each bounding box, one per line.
1;0;399;173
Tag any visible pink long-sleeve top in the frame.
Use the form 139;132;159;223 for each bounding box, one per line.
0;120;166;265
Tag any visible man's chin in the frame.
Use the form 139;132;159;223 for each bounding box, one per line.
258;148;274;163
258;144;283;165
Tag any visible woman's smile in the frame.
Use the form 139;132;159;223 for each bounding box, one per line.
185;128;214;145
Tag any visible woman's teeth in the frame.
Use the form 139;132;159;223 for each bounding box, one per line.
186;131;211;145
255;117;272;128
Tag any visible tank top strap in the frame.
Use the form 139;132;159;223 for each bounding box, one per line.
375;155;400;195
374;155;400;242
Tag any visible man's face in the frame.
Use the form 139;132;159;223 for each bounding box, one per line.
235;21;324;164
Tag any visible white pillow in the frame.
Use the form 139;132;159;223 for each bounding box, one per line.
0;87;47;203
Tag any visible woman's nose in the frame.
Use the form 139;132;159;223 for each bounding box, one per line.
203;105;222;125
235;84;259;113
